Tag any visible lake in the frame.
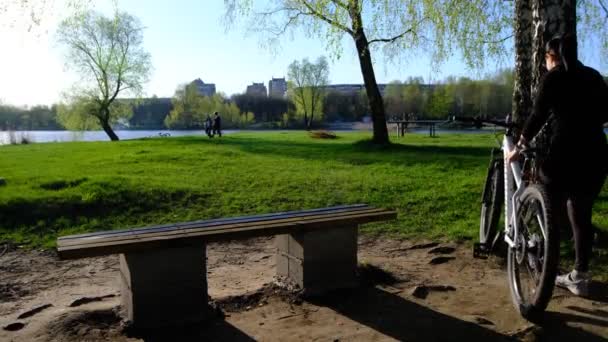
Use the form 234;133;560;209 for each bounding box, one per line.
0;130;234;144
1;128;607;145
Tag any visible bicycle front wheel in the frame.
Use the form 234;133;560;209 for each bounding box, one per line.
480;154;504;251
507;184;559;322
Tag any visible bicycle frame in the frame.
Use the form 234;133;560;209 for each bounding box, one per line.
451;115;547;251
502;136;547;249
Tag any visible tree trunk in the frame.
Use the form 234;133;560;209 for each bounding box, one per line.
531;0;577;98
308;112;314;130
101;121;119;141
512;0;533;127
99;110;119;141
352;30;389;145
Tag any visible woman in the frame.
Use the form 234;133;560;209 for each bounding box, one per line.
508;34;608;296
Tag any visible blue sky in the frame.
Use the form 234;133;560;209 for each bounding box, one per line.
0;0;604;107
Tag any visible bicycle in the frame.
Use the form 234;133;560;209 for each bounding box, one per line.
455;115;559;322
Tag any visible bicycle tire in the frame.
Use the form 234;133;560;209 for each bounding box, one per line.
480;154;504;251
507;184;559;322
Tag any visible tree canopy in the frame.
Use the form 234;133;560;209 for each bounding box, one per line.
225;0;514;144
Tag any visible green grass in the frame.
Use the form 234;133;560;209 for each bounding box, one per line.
0;131;606;277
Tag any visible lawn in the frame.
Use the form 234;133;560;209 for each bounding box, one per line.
0;131;606;276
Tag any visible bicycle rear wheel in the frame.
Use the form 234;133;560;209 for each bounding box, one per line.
480;153;504;251
507;184;559;322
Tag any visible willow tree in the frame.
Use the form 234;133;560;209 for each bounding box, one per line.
57;10;151;141
225;0;512;144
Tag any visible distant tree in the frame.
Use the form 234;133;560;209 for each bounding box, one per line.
402;78;426;117
129;96;173;129
165;84;203;129
287;56;329;129
383;81;406;119
0;103;62;130
0;103;22;130
425;85;452;119
323;91;368;122
231;93;292;123
165;85;254;129
56;10;151;141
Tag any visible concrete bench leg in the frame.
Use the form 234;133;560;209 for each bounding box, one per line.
119;244;213;330
276;226;358;295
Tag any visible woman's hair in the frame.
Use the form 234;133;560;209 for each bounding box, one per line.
545;34;578;72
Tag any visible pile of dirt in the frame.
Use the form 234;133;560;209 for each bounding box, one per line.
46;308;126;342
0;282;30;302
213;282;304;313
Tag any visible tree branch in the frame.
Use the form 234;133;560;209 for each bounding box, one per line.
482;34;514;44
271;11;307;36
299;0;354;35
368;27;416;45
368;17;430;45
71;42;106;93
599;0;608;19
330;0;349;11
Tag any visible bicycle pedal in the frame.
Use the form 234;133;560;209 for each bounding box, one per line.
473;243;490;259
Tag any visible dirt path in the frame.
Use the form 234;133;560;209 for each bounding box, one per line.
1;237;607;341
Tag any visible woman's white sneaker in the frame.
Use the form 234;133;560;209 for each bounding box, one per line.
555;270;590;296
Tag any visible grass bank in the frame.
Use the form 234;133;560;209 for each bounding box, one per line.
0;132;606;276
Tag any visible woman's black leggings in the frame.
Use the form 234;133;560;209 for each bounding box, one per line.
546;171;606;273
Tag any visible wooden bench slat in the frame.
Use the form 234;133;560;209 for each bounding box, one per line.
57;204;371;241
58;210;397;259
57;208;389;248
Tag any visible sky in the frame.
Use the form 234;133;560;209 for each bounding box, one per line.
0;0;605;107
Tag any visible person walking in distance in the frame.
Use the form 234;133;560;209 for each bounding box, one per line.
213;111;222;137
204;114;213;138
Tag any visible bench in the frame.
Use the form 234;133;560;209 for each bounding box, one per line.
56;204;396;329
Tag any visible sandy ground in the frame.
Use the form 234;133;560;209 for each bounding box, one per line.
1;236;607;341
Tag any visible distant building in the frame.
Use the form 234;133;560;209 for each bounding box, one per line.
246;82;268;97
268;77;287;98
191;78;216;97
324;84;367;95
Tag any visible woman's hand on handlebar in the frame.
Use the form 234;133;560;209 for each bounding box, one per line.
507;149;520;163
506;136;528;163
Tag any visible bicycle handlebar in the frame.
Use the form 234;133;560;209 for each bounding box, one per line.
451;116;518;129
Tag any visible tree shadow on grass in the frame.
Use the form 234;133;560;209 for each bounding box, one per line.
0;181;212;239
163;135;494;168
